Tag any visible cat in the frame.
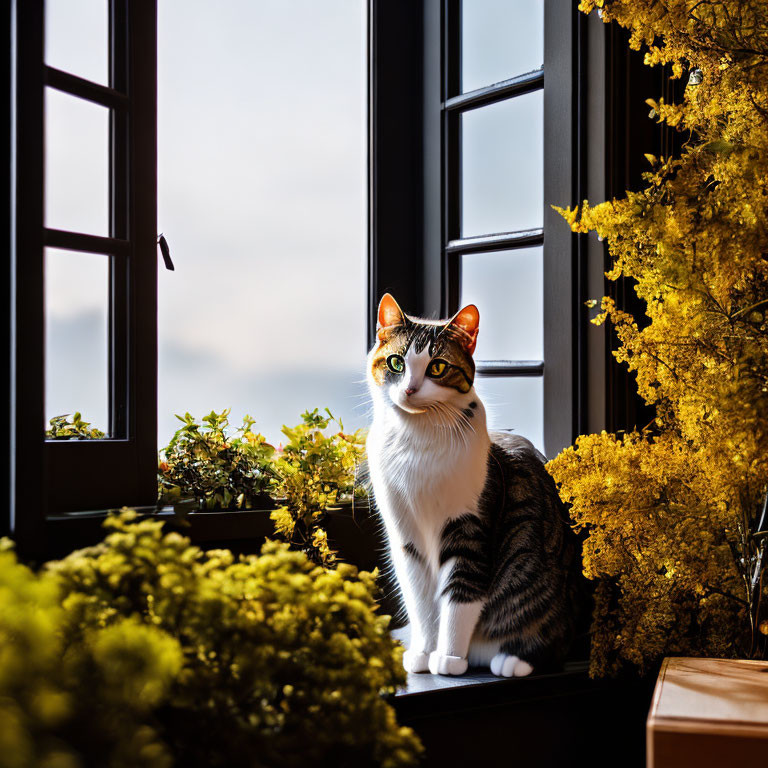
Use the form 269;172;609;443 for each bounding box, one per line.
366;293;582;677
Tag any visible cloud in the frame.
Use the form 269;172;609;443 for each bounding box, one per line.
45;309;109;433
46;0;370;443
158;339;371;447
157;0;367;373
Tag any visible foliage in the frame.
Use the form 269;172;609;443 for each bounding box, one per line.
157;408;367;566
549;0;768;676
270;409;367;567
158;410;276;511
0;537;180;768
1;510;421;768
46;412;105;440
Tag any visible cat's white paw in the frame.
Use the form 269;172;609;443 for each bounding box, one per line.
403;649;431;673
428;652;469;676
490;653;533;678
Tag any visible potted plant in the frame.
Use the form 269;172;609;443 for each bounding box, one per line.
270;408;367;566
46;412;106;440
157;407;371;568
158;409;277;512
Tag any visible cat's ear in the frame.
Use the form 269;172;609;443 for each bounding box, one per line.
377;293;406;330
446;304;480;355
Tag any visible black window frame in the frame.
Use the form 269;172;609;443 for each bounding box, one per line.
443;0;548;453
1;0;667;558
9;0;157;556
369;0;595;458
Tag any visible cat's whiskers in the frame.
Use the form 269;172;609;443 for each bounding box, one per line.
438;402;459;445
428;400;469;449
425;401;455;437
438;403;463;447
418;402;454;450
454;403;476;435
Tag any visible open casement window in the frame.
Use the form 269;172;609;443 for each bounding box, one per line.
369;0;596;458
443;0;547;454
10;0;157;554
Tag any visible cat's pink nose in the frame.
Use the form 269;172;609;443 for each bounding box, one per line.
405;387;417;396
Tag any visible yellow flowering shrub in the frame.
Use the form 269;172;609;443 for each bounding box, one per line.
270;408;367;567
1;512;420;767
549;0;768;675
0;539;179;768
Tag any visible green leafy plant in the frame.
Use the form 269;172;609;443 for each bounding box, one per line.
270;409;367;566
46;412;106;440
157;407;368;567
30;509;420;768
158;410;277;512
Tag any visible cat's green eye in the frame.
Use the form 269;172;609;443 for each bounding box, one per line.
427;359;447;378
386;354;405;374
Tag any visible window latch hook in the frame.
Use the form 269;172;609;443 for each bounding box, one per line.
157;233;175;271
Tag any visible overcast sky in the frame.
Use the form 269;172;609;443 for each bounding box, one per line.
155;0;368;445
45;0;369;445
43;0;546;453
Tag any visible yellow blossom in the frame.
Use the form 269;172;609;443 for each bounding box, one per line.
549;0;768;676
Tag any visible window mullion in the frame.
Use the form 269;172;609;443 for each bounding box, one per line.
446;228;543;254
43;66;128;110
10;0;46;553
543;0;579;457
476;361;544;377
443;69;543;113
124;0;158;503
43;227;129;256
110;0;129;438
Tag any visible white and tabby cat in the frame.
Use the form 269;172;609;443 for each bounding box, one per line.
366;294;581;677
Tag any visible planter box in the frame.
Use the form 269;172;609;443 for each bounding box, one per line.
647;657;768;768
44;499;403;618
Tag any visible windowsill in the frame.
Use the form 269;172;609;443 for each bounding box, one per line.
391;626;590;705
396;659;590;697
388;624;649;741
46;505;276;522
388;642;656;766
46;498;367;522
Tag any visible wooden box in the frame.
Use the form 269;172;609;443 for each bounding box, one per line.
647;657;768;767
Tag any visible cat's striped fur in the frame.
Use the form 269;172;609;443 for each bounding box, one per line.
367;294;582;677
441;433;582;668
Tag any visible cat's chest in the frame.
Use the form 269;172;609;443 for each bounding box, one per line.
368;422;489;534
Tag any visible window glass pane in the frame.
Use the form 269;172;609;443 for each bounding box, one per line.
474;376;543;454
157;0;367;447
461;247;542;360
462;0;544;93
461;90;543;237
45;0;109;86
45;89;110;236
45;249;109;436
